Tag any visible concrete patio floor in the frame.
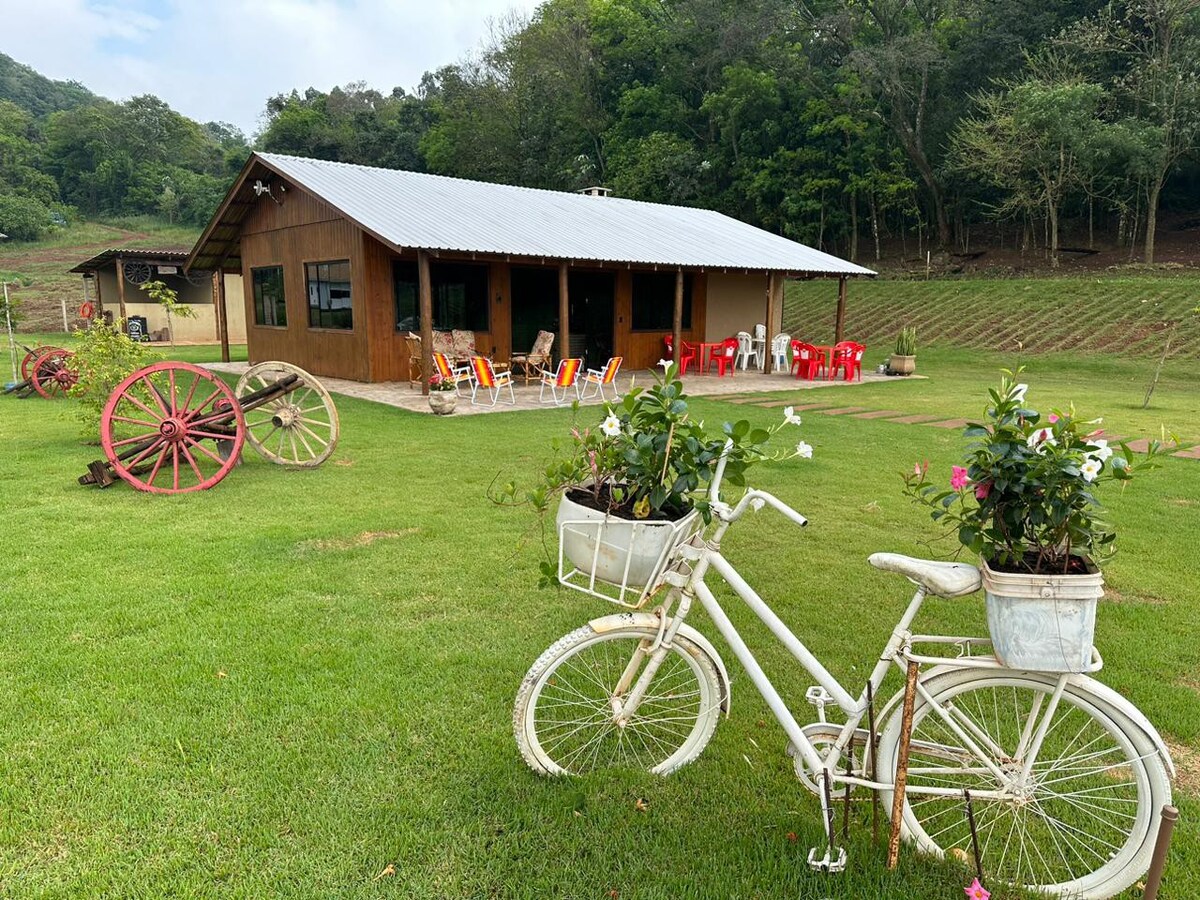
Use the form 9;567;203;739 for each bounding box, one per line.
202;361;920;415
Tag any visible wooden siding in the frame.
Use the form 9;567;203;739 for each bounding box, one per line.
240;190;369;381
613;270;707;370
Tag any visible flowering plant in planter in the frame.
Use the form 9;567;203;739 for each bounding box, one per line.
512;364;810;525
428;374;456;392
902;369;1162;575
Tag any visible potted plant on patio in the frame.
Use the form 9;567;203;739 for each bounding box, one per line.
889;326;917;375
427;375;458;415
501;364;811;589
902;369;1162;671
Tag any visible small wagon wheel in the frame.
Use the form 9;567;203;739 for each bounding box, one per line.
21;344;60;380
31;349;79;399
100;361;245;494
123;261;153;285
235;361;339;467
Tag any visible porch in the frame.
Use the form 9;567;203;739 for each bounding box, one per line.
203;361;915;416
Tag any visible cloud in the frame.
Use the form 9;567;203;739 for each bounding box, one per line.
0;0;537;134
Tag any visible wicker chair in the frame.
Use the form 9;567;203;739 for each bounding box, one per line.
510;330;555;384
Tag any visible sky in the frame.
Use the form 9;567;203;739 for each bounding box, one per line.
0;0;539;136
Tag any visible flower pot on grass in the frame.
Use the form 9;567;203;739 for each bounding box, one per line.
889;354;916;375
982;557;1103;672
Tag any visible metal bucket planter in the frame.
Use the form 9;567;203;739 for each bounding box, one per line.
556;492;700;607
982;558;1103;673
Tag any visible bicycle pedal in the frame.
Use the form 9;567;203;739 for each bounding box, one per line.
804;686;834;722
806;845;847;873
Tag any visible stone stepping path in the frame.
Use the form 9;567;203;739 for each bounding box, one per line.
709;394;1200;461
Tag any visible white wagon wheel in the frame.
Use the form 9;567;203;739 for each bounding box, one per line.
235;361;339;468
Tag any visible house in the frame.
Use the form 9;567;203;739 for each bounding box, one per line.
186;152;873;389
70;249;245;344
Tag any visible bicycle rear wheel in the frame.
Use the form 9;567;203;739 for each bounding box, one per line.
877;669;1171;899
514;624;723;776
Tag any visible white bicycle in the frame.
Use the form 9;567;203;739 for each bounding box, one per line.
514;442;1174;899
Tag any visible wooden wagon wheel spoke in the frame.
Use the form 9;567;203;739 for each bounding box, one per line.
101;361;244;494
235;361;338;468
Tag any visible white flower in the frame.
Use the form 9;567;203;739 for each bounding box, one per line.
1081;458;1102;482
783;406;802;426
1086;439;1113;462
657;359;671;370
1012;383;1029;403
795;440;814;459
600;415;622;437
1026;428;1056;453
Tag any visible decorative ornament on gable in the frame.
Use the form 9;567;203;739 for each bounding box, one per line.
253;178;286;206
123;261;152;285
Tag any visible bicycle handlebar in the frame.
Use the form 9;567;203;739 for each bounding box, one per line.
709;439;807;529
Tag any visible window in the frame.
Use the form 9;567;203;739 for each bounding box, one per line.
252;266;286;327
306;260;352;330
631;272;692;331
394;260;489;332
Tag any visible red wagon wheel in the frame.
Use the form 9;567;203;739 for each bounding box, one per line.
21;344;60;381
100;361;245;494
31;349;79;399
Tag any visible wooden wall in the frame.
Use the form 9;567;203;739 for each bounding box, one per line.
240;190;369;382
613;270;707;370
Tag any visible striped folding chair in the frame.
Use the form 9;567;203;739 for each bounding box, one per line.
432;351;472;394
539;357;582;405
580;356;623;401
470;356;515;406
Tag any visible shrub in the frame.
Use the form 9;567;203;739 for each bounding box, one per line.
68;320;158;438
0;194;52;241
894;326;916;356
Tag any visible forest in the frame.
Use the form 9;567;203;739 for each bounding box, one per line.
2;0;1199;265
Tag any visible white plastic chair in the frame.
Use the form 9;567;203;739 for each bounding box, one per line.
751;324;767;369
735;331;758;371
769;333;791;373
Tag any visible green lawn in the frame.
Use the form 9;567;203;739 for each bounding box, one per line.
0;343;1196;898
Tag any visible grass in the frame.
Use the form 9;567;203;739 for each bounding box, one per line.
0;343;1197;898
785;274;1200;358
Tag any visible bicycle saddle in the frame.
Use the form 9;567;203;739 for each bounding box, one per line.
868;553;981;598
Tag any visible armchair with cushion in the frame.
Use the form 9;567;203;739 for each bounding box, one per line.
511;330;555;385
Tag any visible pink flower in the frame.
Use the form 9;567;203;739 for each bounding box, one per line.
974;481;991;501
951;466;969;491
1048;413;1060;424
913;461;928;478
964;878;990;900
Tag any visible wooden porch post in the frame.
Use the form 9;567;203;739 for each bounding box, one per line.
92;273;104;319
558;261;569;364
419;249;434;396
115;256;127;323
213;270;230;363
835;276;848;344
764;271;776;374
672;268;683;372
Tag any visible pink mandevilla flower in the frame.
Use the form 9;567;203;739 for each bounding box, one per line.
951;466;969;491
975;481;992;501
1048;413;1060;424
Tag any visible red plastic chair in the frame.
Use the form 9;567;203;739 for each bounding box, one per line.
664;335;697;375
707;337;738;377
791;342;824;380
828;341;858;381
846;343;865;381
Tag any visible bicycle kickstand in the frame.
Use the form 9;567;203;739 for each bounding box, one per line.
807;769;848;874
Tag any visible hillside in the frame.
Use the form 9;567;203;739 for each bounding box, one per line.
0;52;96;117
784;273;1200;358
0;219;199;332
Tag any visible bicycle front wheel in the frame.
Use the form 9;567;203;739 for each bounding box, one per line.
877;670;1171;899
514;624;723;776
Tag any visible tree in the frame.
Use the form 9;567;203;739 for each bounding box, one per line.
139;280;195;350
953;73;1110;265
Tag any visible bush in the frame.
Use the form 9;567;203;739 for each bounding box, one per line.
67;320;159;439
0;193;52;241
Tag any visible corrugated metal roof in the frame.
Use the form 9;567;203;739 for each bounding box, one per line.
247;153;875;277
69;248;192;274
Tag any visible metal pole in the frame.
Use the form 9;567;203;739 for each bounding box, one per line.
4;282;17;383
1142;805;1179;900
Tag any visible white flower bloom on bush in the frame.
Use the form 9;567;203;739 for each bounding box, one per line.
783;406;802;426
657;359;671;370
600;415;622;437
1026;427;1056;452
1012;383;1029;402
1081;458;1102;482
1087;439;1113;462
795;440;814;459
